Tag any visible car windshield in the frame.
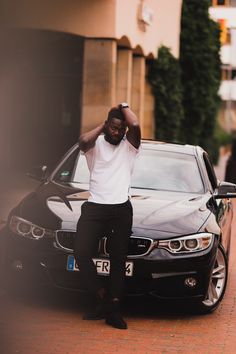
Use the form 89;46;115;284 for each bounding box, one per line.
131;149;204;193
54;147;204;194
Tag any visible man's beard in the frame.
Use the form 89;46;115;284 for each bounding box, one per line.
104;125;124;145
104;134;123;145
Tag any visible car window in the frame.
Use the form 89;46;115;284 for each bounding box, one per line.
203;152;218;190
131;149;204;193
72;153;90;184
54;147;204;194
54;151;90;185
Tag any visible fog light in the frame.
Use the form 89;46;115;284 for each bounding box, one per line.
12;260;23;271
184;277;197;288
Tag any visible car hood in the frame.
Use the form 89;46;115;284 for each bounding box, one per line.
45;188;213;238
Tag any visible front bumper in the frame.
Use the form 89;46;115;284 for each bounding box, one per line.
2;228;218;299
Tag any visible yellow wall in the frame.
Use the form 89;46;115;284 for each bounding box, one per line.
1;0;116;38
1;0;182;58
1;0;183;138
81;39;117;132
115;0;182;58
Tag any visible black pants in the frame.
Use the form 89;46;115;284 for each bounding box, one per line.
74;200;132;299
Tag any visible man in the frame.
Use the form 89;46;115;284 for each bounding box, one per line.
74;103;141;330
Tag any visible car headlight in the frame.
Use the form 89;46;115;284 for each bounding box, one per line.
158;233;213;254
9;216;55;240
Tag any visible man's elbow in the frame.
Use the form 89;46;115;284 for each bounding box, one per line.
130;123;141;136
129;121;140;131
127;123;141;148
131;121;139;127
78;135;89;152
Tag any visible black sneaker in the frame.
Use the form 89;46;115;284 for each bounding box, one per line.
105;300;127;329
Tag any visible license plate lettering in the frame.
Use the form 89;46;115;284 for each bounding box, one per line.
67;255;133;277
94;259;110;275
125;262;133;276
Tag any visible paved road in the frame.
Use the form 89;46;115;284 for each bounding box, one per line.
1;160;236;354
1;222;236;354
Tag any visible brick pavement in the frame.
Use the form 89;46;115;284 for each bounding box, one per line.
1;154;236;353
2;249;236;354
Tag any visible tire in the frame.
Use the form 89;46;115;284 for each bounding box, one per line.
197;245;228;314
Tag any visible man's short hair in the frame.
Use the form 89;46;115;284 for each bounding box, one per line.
107;108;125;121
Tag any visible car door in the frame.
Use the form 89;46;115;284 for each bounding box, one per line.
203;153;233;255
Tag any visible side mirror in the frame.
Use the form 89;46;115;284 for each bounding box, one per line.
27;165;47;182
215;181;236;199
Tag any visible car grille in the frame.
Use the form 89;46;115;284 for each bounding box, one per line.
56;231;154;257
104;236;153;257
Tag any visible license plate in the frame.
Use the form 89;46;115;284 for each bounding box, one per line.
67;255;133;277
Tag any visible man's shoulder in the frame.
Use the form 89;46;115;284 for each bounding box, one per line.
123;135;140;153
85;135;104;155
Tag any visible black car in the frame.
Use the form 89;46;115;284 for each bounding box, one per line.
2;140;236;313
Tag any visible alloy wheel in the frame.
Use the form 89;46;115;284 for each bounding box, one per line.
202;246;227;308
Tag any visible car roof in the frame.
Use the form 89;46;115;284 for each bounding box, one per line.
141;139;204;156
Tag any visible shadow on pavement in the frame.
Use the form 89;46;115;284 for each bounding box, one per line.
0;281;203;321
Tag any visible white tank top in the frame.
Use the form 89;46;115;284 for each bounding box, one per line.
85;135;139;204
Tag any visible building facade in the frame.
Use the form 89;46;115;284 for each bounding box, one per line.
210;0;236;132
0;0;182;169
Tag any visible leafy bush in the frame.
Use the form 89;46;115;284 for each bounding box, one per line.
179;0;221;156
148;46;184;142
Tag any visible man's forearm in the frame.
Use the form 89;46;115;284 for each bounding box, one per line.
120;106;139;129
120;106;141;148
79;123;105;152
